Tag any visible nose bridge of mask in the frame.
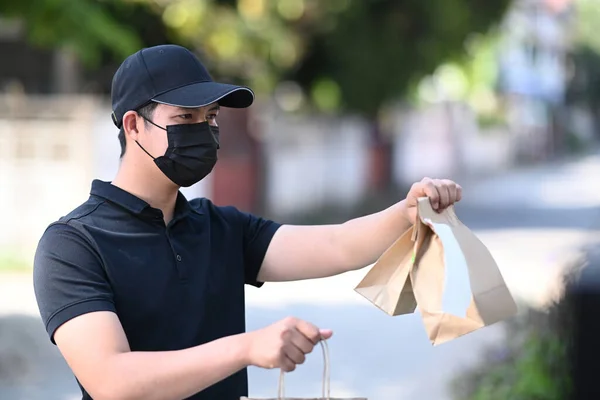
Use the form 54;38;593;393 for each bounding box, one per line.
166;123;219;147
140;113;215;135
135;116;219;158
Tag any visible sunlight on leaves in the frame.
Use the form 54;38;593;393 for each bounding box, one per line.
208;29;242;60
162;2;190;29
311;78;342;113
270;37;299;68
238;0;266;21
277;0;305;21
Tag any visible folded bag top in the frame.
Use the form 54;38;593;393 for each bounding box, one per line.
355;197;517;345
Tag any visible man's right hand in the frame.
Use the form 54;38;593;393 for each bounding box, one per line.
245;317;333;372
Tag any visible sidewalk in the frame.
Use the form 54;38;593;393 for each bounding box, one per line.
459;149;600;214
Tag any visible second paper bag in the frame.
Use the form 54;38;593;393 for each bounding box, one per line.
355;197;518;345
241;339;366;400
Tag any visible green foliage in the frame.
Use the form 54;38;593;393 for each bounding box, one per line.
451;260;583;400
567;45;600;107
452;314;572;400
0;0;147;65
0;0;510;116
565;130;587;153
566;0;600;109
575;0;600;54
292;0;510;116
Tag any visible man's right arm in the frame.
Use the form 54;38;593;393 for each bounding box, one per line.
54;312;331;400
34;223;331;400
54;311;250;400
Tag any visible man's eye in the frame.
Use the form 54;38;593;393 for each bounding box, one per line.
206;114;217;121
178;114;193;120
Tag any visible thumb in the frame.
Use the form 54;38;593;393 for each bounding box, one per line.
319;329;333;340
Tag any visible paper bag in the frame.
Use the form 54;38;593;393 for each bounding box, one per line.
355;197;517;345
241;339;366;400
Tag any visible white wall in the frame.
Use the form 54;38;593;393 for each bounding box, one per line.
259;108;370;216
0;96;96;259
391;101;516;186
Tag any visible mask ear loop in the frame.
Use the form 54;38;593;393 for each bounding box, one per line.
135;140;156;160
133;114;167;160
139;115;167;131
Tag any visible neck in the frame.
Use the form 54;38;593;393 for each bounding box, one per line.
112;157;179;224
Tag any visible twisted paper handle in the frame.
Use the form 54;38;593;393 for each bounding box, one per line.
277;338;330;400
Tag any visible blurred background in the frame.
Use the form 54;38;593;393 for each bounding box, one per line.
1;0;600;399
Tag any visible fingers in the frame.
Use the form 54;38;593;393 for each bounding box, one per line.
444;179;456;206
277;317;332;372
417;178;462;211
435;181;450;210
285;327;333;366
281;353;297;372
319;329;334;340
295;319;321;345
289;330;314;355
283;340;306;366
417;178;440;209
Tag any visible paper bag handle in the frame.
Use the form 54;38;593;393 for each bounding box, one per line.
415;197;472;317
277;338;331;400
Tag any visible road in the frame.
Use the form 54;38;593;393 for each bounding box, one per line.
1;151;599;400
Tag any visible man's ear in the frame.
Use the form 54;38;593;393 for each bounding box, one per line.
122;111;141;142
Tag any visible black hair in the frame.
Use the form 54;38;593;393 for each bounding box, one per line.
118;101;159;158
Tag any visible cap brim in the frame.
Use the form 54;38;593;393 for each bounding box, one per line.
152;81;254;109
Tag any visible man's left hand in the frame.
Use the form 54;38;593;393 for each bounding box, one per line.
402;177;463;225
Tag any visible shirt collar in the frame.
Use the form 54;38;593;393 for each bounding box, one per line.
90;180;195;220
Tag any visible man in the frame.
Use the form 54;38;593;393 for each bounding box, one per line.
33;44;462;400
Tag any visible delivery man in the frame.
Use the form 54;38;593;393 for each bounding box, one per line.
33;44;462;400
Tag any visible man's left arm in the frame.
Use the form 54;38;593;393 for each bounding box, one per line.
257;178;462;283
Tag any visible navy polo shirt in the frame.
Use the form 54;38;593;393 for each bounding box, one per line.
33;180;281;400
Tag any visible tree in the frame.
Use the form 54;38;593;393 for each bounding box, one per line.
566;0;600;138
0;0;141;66
293;0;511;117
1;0;510;116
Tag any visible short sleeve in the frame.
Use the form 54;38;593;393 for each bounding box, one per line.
33;223;116;344
238;211;281;287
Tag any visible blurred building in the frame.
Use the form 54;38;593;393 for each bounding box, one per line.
392;0;579;186
497;0;576;160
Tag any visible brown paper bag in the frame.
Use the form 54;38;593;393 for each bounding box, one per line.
241;339;366;400
355;197;518;345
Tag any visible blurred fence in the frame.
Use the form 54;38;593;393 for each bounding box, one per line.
0;95;99;260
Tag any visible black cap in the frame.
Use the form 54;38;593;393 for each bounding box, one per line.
110;44;254;128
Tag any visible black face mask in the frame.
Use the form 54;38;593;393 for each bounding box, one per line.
135;119;220;187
